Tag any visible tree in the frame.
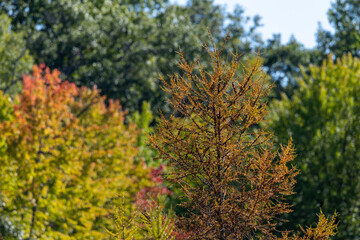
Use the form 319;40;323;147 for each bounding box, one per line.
0;0;263;115
262;0;360;100
0;14;33;94
262;35;321;99
316;0;360;58
0;0;193;114
0;91;24;240
149;37;337;239
268;54;360;239
0;65;154;239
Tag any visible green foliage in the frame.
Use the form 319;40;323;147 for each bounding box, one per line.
0;214;23;240
0;0;262;115
139;196;176;240
109;194;139;240
0;92;20;240
130;101;158;166
316;0;360;58
110;194;176;240
0;14;33;94
0;91;13;155
268;54;360;239
261;0;360;101
0;91;13;121
262;35;321;98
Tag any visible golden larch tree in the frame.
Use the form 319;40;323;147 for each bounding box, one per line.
149;35;337;239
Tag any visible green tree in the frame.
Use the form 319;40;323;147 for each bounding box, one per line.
262;0;360;100
268;54;360;239
1;0;192;113
316;0;360;58
262;35;321;99
0;14;33;94
0;0;262;115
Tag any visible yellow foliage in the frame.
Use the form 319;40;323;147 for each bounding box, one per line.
0;65;153;239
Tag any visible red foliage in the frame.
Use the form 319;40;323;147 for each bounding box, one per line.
135;164;172;211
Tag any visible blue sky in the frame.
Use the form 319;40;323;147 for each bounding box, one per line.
171;0;334;48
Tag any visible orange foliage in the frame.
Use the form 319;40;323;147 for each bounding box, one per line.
150;36;337;239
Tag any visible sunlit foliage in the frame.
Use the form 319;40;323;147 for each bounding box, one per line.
110;165;177;240
0;14;33;94
268;54;360;239
0;65;152;239
150;36;337;239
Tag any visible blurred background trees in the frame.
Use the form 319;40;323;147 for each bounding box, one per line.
316;0;360;58
0;0;262;115
0;14;33;94
1;0;358;111
268;54;360;238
